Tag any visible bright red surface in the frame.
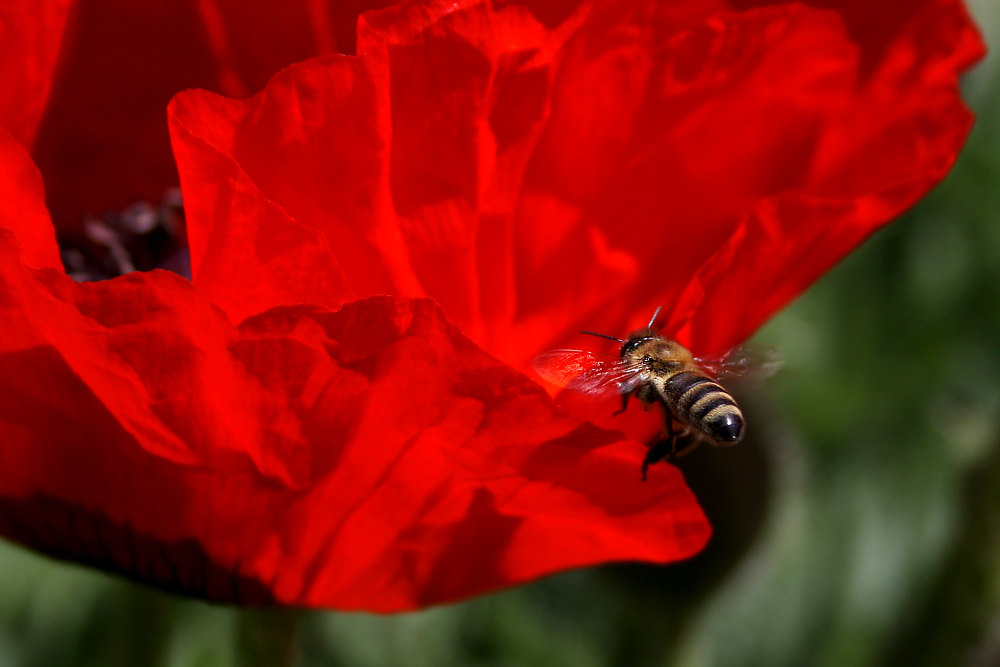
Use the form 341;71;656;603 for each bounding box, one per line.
0;0;73;148
169;0;982;366
0;217;708;608
0;0;985;610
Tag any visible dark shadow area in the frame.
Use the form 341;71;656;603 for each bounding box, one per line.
596;410;772;667
0;494;275;606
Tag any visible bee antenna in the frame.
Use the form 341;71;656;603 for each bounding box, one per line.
580;330;626;343
647;306;663;329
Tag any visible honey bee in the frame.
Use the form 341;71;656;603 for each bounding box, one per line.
534;308;781;480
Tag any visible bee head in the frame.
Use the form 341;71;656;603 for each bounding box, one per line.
580;318;692;368
619;329;658;359
620;331;695;372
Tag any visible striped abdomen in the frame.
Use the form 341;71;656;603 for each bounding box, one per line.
662;371;744;443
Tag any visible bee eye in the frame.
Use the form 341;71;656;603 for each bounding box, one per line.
643;355;653;364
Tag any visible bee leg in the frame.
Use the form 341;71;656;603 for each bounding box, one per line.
641;438;675;481
671;425;693;454
642;417;678;481
612;392;630;417
664;417;677;455
674;438;703;458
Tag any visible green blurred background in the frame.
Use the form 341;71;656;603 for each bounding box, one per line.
3;2;1000;666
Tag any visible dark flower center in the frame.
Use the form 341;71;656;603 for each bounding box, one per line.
58;188;191;281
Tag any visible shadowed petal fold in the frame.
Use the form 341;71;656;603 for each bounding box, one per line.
0;228;709;608
0;132;709;609
30;0;397;233
0;0;74;148
170;0;983;368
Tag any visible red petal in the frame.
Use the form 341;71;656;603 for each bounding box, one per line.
357;2;564;346
730;0;979;77
514;0;982;357
170;2;565;346
0;0;73;148
0;228;708;609
168;53;416;322
516;4;854;332
168;92;355;324
169;0;981;372
0;125;61;270
661;0;984;353
30;0;395;232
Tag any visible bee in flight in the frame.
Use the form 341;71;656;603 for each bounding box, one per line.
534;308;781;480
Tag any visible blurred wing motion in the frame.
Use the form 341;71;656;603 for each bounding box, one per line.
695;343;783;381
533;349;647;397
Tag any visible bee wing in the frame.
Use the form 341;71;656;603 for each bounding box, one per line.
533;349;647;398
695;343;783;381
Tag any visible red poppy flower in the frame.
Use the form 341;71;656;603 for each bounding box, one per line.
0;0;983;611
